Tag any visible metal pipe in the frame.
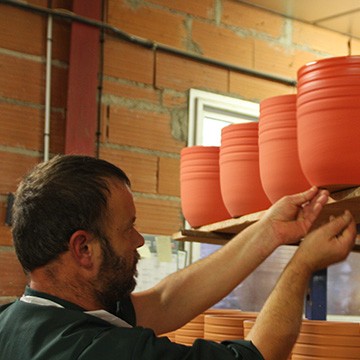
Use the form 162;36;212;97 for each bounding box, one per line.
44;11;53;162
0;0;297;86
95;0;106;158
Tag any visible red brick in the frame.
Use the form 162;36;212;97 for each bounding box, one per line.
148;0;215;19
162;91;187;108
158;157;180;196
107;1;186;49
0;53;43;104
0;152;41;194
102;79;160;104
155;52;229;92
222;1;284;38
0;249;27;297
134;196;182;235
0;5;70;62
229;71;295;102
0;202;12;246
0;102;65;154
104;37;154;85
192;20;253;68
0;53;67;108
106;105;185;153
99;147;158;193
0;6;45;56
0;225;12;247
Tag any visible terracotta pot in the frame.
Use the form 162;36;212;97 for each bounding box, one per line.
292;343;360;358
297;56;360;191
181;145;220;156
180;173;231;227
181;171;220;179
180;164;220;174
243;320;255;338
159;331;176;341
297;84;360;105
297;333;360;347
180;157;219;165
180;145;231;227
220;156;271;216
204;316;243;342
174;334;195;346
220;122;271;216
297;55;360;81
204;312;258;343
300;319;360;336
258;94;311;203
219;145;260;155
222;122;258;135
221;137;259;146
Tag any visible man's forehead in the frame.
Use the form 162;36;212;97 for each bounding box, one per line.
107;179;135;211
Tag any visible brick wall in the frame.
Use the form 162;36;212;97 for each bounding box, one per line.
0;0;359;301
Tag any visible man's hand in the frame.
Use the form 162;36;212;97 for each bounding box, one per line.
296;210;356;272
248;210;356;360
260;186;329;246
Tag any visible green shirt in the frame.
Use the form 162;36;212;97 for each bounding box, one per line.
0;289;264;360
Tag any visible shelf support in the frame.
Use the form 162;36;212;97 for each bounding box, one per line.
305;268;327;320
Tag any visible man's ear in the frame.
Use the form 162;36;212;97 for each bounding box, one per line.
68;230;97;269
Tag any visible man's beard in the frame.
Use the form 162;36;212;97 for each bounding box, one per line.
93;236;140;312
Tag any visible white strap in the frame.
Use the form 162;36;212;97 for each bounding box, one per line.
20;295;64;308
20;295;132;328
85;309;132;328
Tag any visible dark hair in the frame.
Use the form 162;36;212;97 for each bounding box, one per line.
12;155;130;272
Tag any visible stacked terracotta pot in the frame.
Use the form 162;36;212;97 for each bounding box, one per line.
179;56;360;227
292;319;360;359
259;94;311;203
173;309;249;346
220;122;271;217
180;146;230;227
297;55;360;191
204;311;258;343
174;313;205;346
245;319;360;359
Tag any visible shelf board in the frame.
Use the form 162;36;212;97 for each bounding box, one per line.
173;186;360;251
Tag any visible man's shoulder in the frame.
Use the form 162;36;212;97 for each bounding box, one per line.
0;301;15;313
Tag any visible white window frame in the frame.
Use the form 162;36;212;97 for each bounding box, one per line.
187;89;259;146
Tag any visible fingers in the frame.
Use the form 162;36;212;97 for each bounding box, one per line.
324;210;354;239
291;186;319;207
299;211;356;272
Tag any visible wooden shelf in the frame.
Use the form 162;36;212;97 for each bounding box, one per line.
173;186;360;252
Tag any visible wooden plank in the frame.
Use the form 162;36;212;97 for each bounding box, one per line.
312;193;360;230
172;230;231;245
198;210;265;234
329;186;360;201
172;187;360;253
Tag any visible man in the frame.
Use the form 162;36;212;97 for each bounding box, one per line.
0;155;356;359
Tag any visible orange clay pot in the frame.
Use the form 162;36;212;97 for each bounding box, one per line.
259;94;311;203
297;56;360;191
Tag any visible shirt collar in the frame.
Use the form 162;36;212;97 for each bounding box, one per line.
23;286;132;328
24;286;86;312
